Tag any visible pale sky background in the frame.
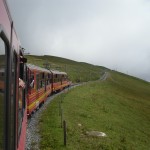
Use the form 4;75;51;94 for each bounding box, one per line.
7;0;150;81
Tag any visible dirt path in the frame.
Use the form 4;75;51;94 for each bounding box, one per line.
100;72;110;81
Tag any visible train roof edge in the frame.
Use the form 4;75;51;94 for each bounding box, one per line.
27;63;67;75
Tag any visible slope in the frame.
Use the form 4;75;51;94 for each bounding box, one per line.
25;55;108;82
39;70;150;150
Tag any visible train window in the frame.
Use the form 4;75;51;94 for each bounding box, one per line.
0;38;6;149
37;73;45;88
40;81;42;88
18;53;26;140
29;74;34;89
58;75;61;82
39;80;45;88
42;73;44;79
36;74;40;90
48;73;50;78
22;60;27;110
46;80;49;85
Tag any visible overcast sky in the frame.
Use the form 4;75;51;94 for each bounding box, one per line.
7;0;150;81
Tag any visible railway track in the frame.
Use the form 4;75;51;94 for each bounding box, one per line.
25;86;75;150
26;90;65;149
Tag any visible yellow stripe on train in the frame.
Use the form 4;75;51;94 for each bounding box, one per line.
27;93;46;110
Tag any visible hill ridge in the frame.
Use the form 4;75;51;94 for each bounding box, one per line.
26;55;149;84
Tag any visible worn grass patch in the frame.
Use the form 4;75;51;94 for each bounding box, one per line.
39;71;150;150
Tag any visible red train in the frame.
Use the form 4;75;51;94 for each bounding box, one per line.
0;0;71;149
26;64;71;116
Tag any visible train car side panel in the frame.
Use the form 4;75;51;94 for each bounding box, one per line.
27;64;52;116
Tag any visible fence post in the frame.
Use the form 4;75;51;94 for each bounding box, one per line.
59;100;61;116
61;108;63;128
63;120;67;146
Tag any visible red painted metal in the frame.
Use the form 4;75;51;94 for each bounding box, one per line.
17;110;27;150
26;64;52;116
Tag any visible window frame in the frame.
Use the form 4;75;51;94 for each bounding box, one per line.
10;50;17;149
0;24;13;150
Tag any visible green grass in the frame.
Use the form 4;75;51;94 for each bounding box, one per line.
26;55;107;83
39;71;150;150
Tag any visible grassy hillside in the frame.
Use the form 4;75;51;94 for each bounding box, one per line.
39;70;150;150
26;55;107;82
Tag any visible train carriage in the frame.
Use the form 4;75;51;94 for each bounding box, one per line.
26;64;52;116
51;70;63;92
0;0;27;149
51;70;71;93
60;71;71;89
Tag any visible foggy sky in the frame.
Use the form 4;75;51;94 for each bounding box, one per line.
7;0;150;81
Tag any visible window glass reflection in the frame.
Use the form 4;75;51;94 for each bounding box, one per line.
0;38;5;149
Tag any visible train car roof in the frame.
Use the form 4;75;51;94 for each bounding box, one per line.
27;64;67;75
50;70;67;75
27;64;50;73
59;71;67;75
